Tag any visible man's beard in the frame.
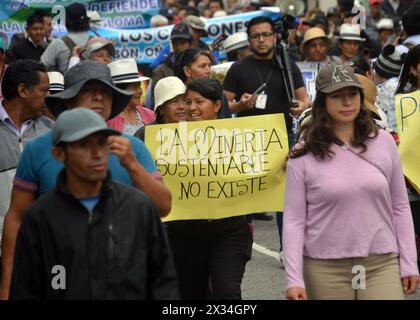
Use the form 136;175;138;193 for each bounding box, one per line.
250;45;274;59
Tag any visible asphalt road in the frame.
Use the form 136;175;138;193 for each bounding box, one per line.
241;213;420;300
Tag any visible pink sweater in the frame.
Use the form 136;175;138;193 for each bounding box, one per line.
283;129;419;290
107;106;156;133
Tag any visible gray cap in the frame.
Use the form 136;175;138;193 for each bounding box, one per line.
45;60;132;120
52;108;120;146
316;64;363;93
170;22;194;40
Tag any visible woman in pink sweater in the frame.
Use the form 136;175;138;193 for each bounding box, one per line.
283;64;419;300
107;58;155;135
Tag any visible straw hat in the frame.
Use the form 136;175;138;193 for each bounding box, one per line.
86;37;115;59
223;32;248;53
355;74;380;119
299;27;332;54
185;15;208;37
376;18;394;31
339;23;365;42
108;58;150;84
47;72;64;91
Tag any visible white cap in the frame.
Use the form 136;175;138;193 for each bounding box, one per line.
108;58;150;84
86;37;115;58
87;10;102;23
377;18;394;30
339;23;365;41
223;32;249;53
213;10;227;18
154;77;186;111
48;71;64;91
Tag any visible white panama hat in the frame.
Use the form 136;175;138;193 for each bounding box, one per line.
154;76;186;111
339;23;365;42
223;32;248;53
47;71;64;91
108;58;150;84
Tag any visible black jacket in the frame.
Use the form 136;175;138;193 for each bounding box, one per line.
5;38;44;63
10;171;179;300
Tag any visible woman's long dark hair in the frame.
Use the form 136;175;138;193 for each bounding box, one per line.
174;48;213;82
186;78;223;118
290;88;378;159
395;44;420;94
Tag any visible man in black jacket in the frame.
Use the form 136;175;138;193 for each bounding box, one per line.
5;14;45;63
10;108;179;299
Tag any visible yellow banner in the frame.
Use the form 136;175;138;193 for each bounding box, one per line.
145;114;288;221
395;90;420;194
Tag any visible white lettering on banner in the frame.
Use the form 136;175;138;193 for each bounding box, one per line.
0;22;23;33
7;2;28;11
116;45;142;59
120;30;154;43
207;20;248;38
101;15;146;28
114;44;162;60
88;0;160;13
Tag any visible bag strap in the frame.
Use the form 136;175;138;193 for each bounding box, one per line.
334;139;389;182
61;35;77;52
403;42;415;50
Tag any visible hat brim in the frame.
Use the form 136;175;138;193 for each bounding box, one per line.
300;36;332;55
190;26;208;37
171;35;194;41
320;82;364;94
113;76;150;84
88;42;115;58
58;127;120;145
46;78;132;120
340;36;365;42
364;99;381;119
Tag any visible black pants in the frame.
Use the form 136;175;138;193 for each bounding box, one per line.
410;200;420;270
410;200;420;236
166;216;253;300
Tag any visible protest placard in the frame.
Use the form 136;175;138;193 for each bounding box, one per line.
145;114;288;221
395;90;420;193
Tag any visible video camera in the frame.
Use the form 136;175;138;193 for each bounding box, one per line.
274;14;300;43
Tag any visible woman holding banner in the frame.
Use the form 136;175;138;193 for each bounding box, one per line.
134;76;188;141
283;64;419;300
165;78;253;300
395;44;420;271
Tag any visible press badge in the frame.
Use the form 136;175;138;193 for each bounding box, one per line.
255;92;267;109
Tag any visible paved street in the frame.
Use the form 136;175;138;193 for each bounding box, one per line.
241;213;420;300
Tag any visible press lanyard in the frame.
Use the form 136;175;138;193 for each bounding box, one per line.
253;58;273;87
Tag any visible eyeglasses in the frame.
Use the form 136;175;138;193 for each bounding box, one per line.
249;32;274;40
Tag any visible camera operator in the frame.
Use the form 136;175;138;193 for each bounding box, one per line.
223;16;310;145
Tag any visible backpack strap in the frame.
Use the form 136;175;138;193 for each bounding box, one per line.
403;42;415;50
61;35;77;52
